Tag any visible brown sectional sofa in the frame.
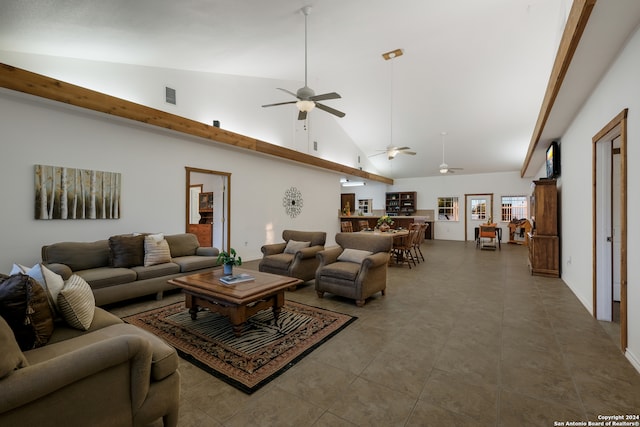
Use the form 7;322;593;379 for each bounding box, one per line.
41;233;219;306
0;303;180;426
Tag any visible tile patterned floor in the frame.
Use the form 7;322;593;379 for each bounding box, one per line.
108;240;640;426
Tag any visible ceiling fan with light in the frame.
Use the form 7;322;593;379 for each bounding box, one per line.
439;131;463;174
370;145;416;160
369;48;417;161
261;6;345;120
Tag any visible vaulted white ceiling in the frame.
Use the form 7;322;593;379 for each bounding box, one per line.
1;1;638;179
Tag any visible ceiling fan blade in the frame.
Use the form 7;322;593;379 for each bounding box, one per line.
298;110;307;121
395;146;411;151
315;102;346;118
368;152;387;158
310;92;341;102
398;151;416;155
276;88;299;98
262;100;297;108
449;167;464;170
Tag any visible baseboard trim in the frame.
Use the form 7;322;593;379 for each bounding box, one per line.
625;348;640;374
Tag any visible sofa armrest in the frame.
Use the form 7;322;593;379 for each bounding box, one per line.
42;262;73;280
316;246;342;267
361;252;390;269
261;243;287;256
0;334;152;414
295;245;324;260
196;246;219;257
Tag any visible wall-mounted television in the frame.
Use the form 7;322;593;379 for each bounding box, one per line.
546;141;560;178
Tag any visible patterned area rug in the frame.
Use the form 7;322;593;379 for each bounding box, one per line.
122;301;356;394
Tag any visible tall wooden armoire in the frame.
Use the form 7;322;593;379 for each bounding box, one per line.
528;179;560;277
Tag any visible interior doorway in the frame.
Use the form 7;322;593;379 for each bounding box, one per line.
185;167;231;252
592;109;628;352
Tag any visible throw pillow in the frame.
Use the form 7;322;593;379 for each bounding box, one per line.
337;248;373;264
0;273;54;350
0;315;28;379
18;263;65;316
9;264;29;275
57;274;95;331
109;234;145;268
144;235;171;267
284;240;311;254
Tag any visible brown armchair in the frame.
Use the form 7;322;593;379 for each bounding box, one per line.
315;232;393;307
259;230;327;286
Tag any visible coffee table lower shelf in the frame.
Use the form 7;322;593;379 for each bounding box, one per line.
184;291;284;337
169;268;302;337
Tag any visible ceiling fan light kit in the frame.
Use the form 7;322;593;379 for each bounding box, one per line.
439;131;463;174
261;6;344;120
296;99;315;112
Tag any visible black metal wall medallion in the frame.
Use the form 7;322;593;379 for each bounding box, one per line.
283;187;303;218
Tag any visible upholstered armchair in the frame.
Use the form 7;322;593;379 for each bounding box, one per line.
315;232;393;307
259;230;327;286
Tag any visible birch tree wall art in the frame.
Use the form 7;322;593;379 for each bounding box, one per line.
35;164;121;220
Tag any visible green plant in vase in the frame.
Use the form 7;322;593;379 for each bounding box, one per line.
217;248;242;275
376;215;394;231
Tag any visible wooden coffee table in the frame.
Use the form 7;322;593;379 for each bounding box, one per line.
168;268;302;336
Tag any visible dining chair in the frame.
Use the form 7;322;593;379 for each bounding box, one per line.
340;221;354;232
392;227;419;268
409;223;425;263
479;224;499;250
414;222;428;262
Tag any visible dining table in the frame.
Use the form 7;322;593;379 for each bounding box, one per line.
360;229;410;265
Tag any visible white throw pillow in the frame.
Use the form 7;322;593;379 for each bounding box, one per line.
144;235;171;266
57;275;95;331
283;240;311;254
15;263;65;316
337;248;373;264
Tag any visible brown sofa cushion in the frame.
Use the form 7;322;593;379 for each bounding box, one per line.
109;234;145;268
317;262;361;281
260;253;294;270
0;274;54;350
41;240;111;271
0;315;28;378
165;233;199;257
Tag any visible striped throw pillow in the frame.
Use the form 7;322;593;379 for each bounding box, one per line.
57;275;95;331
144;235;172;266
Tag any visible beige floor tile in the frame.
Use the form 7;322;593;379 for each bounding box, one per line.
499;390;585;427
103;241;640;426
327;377;416;426
419;369;498;425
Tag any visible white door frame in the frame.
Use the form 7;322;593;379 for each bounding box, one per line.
464;193;493;242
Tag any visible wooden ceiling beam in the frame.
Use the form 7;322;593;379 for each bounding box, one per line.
0;63;393;185
520;0;596;177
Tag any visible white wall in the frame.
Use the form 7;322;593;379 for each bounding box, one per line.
392;172;533;241
0;88;342;272
0;51;380;174
556;25;640;369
